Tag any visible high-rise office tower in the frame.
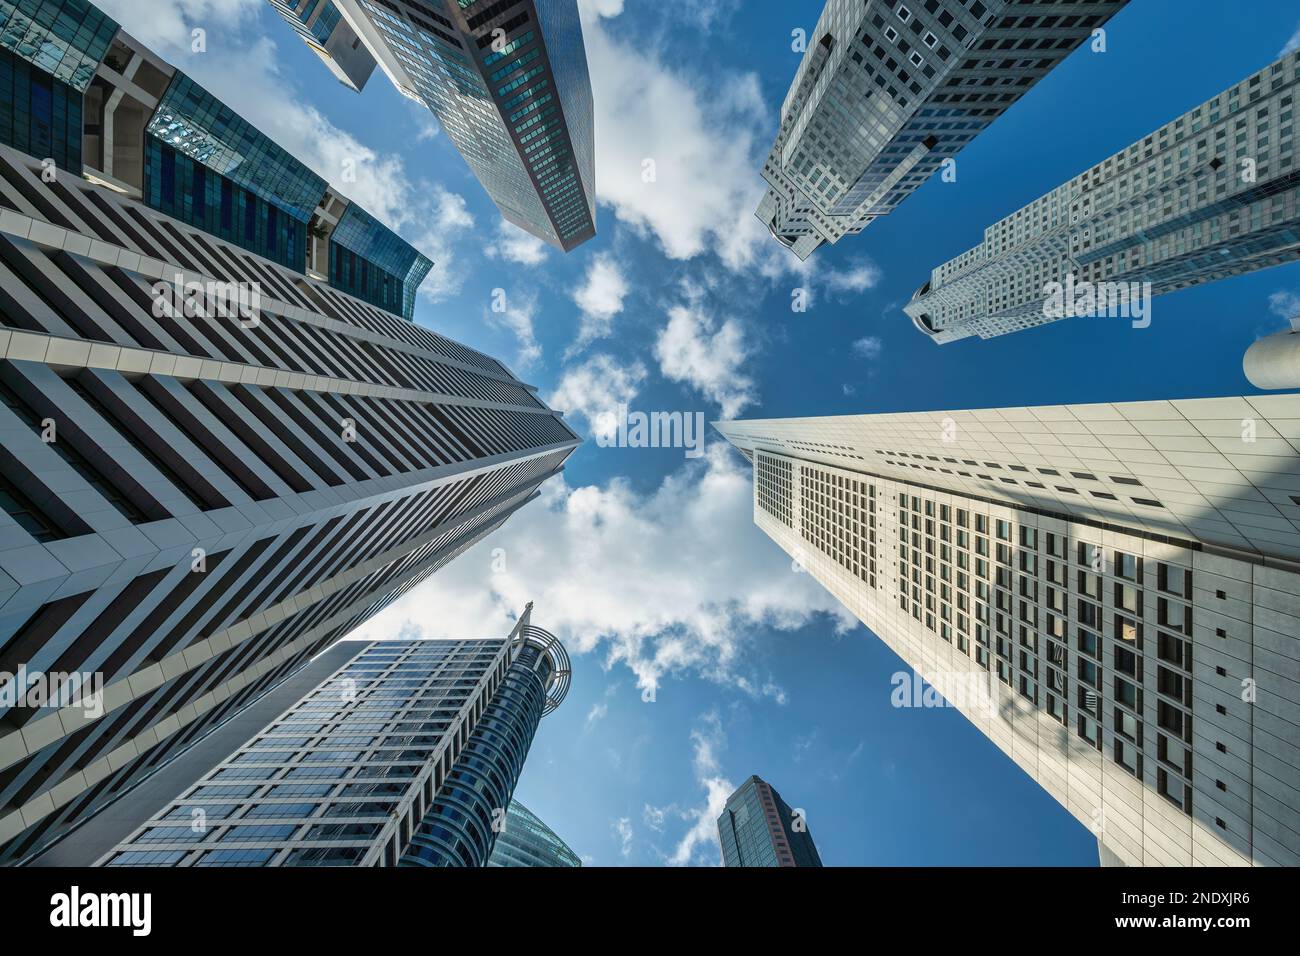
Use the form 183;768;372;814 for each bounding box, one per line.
717;395;1300;866
717;775;822;867
100;609;571;866
487;799;581;867
905;47;1300;342
267;1;377;91
0;0;580;864
285;0;596;252
757;0;1129;260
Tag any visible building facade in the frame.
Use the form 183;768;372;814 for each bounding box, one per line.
717;395;1300;866
486;799;580;867
267;0;377;91
0;0;580;866
905;47;1300;342
294;0;596;251
100;609;571;866
757;0;1129;260
717;775;822;867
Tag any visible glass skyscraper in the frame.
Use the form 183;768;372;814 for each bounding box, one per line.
0;0;580;866
0;0;119;173
100;607;570;866
905;46;1300;342
486;799;580;867
301;0;596;251
402;618;569;866
717;393;1300;866
717;775;822;867
757;0;1129;260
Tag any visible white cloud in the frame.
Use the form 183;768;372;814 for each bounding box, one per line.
826;260;883;294
842;384;856;397
667;710;734;867
642;804;667;832
655;299;755;418
569;254;630;353
1281;23;1300;57
584;681;620;729
851;336;884;361
346;443;854;702
485;292;542;370
546;354;648;443
580;8;794;277
1267;290;1300;321
579;0;625;19
486;221;550;267
612;817;633;859
96;0;262;49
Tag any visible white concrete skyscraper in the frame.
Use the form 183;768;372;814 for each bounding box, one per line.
717;395;1300;866
905;46;1300;342
757;0;1129;260
275;0;597;252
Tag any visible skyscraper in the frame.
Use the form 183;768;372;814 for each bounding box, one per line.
757;0;1129;260
0;0;580;865
486;799;581;867
402;616;569;866
292;0;596;252
717;775;822;867
267;1;377;91
717;395;1300;866
100;609;571;866
905;47;1300;342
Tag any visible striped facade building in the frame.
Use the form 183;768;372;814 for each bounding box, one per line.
0;0;579;864
718;395;1300;866
100;610;570;867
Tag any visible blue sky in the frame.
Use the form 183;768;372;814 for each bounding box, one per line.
102;0;1300;865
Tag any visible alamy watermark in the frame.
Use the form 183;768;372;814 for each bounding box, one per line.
151;273;261;326
595;404;706;459
1042;273;1151;328
0;666;103;717
891;667;998;719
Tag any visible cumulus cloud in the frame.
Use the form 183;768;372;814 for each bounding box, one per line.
655;298;755;418
851;336;884;361
486;292;542;370
347;444;854;702
1267;290;1300;322
569;254;630;353
578;3;795;277
546;354;648;443
826;260;884;294
486;221;550;267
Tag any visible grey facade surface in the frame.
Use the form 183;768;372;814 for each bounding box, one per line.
101;609;569;867
718;396;1300;866
326;0;595;251
906;47;1300;342
267;0;377;91
717;775;822;867
0;56;579;860
758;0;1128;260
